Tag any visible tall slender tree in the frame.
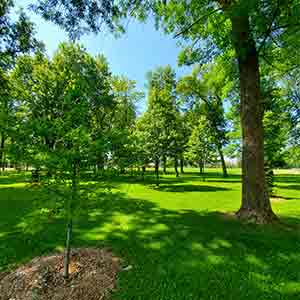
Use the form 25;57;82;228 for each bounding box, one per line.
185;116;216;175
177;64;229;177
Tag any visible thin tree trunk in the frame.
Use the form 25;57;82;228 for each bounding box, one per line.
64;162;77;279
218;145;228;178
174;157;179;177
163;155;167;174
199;161;206;182
199;161;204;174
180;158;184;174
97;153;104;172
0;133;5;172
63;219;72;279
31;168;40;183
155;158;159;186
142;165;146;180
231;14;276;223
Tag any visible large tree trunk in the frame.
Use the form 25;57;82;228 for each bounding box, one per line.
217;144;228;178
231;14;276;223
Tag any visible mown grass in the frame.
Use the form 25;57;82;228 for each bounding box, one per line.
1;168;300;299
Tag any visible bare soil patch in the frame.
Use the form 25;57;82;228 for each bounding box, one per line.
0;248;122;300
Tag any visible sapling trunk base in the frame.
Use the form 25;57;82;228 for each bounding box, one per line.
63;219;72;279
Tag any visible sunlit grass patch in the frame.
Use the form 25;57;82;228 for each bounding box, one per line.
1;168;300;299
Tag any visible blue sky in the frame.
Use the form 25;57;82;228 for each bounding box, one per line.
18;0;191;112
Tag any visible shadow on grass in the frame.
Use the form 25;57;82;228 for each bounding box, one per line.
276;184;300;191
272;194;300;201
0;186;65;273
182;170;240;176
83;172;185;186
87;171;242;187
1;179;300;299
76;192;300;300
0;173;29;185
274;174;300;184
153;184;231;193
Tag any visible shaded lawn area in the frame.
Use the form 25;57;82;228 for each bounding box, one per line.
1;168;300;299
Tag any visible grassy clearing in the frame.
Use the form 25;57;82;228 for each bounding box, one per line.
1;168;300;299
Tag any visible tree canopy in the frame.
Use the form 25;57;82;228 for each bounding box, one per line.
1;0;299;224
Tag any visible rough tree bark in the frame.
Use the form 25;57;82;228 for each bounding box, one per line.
230;13;276;223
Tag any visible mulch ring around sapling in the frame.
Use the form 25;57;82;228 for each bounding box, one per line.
0;248;122;300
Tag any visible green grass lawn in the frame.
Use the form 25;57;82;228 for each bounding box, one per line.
1;168;300;299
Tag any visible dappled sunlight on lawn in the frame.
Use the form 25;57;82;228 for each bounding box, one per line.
1;169;300;299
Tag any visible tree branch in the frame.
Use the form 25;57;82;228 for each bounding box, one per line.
174;8;221;38
260;53;297;75
257;1;281;53
271;22;300;32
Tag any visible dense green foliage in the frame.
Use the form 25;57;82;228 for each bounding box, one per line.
0;37;298;204
30;0;300;224
0;0;43;174
0;1;299;296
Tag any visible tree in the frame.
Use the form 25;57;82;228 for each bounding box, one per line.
225;102;242;164
171;113;189;176
0;1;43;171
131;125;150;178
132;66;179;184
85;54;114;174
11;42;116;278
0;2;43;69
177;63;229;177
263;88;291;169
152;0;300;222
285;146;300;168
185;116;216;175
283;71;300;147
109;76;143;173
143;65;181;181
29;0;300;222
135;111;163;185
0;70;10;171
